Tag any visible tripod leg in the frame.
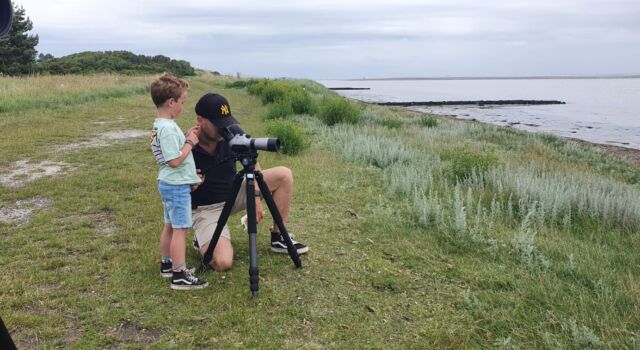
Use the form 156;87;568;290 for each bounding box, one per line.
245;172;259;298
255;171;302;268
0;317;16;350
200;172;245;270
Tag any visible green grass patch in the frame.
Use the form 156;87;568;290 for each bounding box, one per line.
420;115;439;128
379;116;403;129
443;145;500;181
1;73;639;349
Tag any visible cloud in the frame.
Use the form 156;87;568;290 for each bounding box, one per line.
14;0;640;78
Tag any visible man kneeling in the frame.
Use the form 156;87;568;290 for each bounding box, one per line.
190;93;309;272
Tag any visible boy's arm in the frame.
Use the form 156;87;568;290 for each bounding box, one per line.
166;126;200;168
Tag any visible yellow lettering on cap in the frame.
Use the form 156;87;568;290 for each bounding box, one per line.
220;105;230;116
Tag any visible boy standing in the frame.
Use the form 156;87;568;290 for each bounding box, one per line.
150;73;208;290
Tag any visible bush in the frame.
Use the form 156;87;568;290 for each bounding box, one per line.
265;119;307;155
420;116;438;128
37;51;196;76
259;81;296;104
225;79;261;89
379;117;403;129
263;100;294;120
444;145;499;181
286;90;317;115
247;80;269;96
318;97;362;126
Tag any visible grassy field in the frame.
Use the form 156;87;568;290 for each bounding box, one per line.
1;73;639;349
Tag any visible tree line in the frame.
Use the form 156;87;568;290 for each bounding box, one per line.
0;5;195;76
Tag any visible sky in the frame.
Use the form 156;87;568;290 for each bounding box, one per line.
13;0;640;79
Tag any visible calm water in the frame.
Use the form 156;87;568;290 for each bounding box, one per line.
318;78;640;150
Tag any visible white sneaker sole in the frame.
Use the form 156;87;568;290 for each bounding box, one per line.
170;282;209;290
271;246;309;255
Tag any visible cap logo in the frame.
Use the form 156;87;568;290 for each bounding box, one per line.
220;104;230;116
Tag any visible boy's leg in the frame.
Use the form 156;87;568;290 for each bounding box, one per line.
159;223;172;258
171;226;208;290
159;223;173;277
170;228;188;270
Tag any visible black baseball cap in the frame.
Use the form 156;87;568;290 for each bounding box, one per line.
195;93;239;128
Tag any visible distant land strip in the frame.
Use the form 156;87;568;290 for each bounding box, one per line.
329;87;371;90
349;75;640;81
374;100;566;106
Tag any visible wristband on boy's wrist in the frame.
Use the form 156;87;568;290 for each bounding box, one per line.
185;140;195;147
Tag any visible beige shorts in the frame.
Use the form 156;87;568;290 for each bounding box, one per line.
192;180;247;246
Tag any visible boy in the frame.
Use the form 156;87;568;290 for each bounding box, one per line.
150;73;208;290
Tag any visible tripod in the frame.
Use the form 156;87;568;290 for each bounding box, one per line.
199;152;302;297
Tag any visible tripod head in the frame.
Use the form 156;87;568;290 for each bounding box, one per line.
0;0;12;37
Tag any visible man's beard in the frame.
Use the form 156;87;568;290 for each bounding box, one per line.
202;130;224;143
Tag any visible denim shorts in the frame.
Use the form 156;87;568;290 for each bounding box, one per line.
158;180;192;229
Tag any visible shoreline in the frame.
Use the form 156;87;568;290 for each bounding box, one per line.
426;112;640;165
348;93;640;165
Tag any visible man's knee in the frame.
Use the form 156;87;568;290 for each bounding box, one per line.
211;256;233;272
272;166;293;185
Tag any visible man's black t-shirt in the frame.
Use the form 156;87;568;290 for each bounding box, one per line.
191;124;244;209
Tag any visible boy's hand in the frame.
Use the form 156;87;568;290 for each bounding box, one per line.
186;126;200;145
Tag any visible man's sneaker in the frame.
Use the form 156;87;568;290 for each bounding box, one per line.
171;269;208;290
160;261;195;278
271;233;309;255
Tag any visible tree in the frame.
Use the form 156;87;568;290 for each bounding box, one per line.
0;5;39;75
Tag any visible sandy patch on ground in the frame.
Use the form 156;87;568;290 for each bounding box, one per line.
0;129;148;189
53;129;148;152
91;117;126;126
0;159;72;188
0;197;53;225
106;321;162;343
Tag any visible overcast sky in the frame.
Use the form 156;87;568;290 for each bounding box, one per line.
14;0;640;79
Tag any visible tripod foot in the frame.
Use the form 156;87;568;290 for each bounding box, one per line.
196;263;210;274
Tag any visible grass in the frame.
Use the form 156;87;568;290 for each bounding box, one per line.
1;73;640;349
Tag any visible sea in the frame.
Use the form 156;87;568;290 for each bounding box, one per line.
318;78;640;150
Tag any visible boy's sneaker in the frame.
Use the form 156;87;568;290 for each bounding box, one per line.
171;269;208;290
160;261;195;278
271;233;309;255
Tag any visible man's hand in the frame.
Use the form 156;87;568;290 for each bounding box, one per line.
191;169;205;192
186;126;200;145
255;197;265;223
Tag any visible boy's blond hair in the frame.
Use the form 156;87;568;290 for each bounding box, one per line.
150;73;189;107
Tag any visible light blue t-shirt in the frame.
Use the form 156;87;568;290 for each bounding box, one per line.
151;118;200;185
